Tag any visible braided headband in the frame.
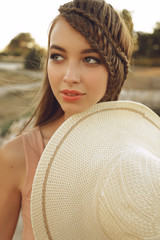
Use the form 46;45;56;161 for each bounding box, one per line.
59;5;129;68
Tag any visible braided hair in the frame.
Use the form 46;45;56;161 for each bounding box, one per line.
58;0;133;101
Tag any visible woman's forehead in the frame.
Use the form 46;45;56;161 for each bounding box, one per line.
49;18;92;50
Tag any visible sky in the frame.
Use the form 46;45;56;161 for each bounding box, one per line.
0;0;159;51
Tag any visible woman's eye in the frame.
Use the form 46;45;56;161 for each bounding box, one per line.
50;54;64;61
84;57;100;64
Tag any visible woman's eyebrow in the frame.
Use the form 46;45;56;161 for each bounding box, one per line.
81;48;99;54
49;45;99;54
49;44;66;52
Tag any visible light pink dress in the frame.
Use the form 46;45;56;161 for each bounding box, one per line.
21;127;44;240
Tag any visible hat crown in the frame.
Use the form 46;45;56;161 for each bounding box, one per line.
96;146;160;239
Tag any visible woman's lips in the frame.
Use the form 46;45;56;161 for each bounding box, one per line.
60;89;85;102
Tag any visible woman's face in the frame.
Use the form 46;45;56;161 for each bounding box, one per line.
48;18;108;119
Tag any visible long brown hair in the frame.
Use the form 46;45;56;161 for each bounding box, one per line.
24;0;133;129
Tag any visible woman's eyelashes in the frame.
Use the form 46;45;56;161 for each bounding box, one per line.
50;53;64;62
83;56;101;64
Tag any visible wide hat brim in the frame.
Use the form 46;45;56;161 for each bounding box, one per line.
31;101;160;240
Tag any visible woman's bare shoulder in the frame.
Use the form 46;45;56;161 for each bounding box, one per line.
0;135;24;163
0;135;25;190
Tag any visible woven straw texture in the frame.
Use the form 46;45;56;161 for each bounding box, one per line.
31;101;160;240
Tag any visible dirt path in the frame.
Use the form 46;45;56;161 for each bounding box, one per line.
0;82;40;97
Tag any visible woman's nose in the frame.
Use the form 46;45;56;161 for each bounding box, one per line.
63;62;81;84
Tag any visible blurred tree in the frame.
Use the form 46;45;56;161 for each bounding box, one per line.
120;9;137;62
152;22;160;55
4;33;35;56
24;46;46;70
120;9;134;36
154;22;160;34
134;22;160;59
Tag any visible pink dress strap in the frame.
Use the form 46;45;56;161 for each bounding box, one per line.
21;127;44;240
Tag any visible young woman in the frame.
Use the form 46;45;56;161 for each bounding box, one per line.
0;0;133;239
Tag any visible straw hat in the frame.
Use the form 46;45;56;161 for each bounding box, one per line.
31;101;160;240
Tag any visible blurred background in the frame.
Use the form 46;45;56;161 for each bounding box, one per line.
0;0;160;238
